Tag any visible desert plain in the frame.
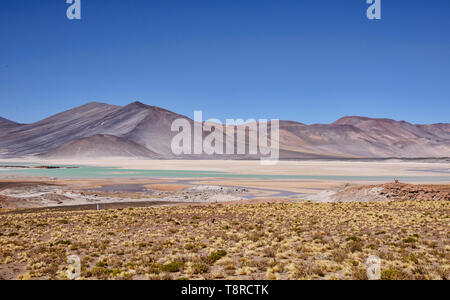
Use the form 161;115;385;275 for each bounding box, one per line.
0;159;449;280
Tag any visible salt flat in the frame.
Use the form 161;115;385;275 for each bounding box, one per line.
1;158;449;177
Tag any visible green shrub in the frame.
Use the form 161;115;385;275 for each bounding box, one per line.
209;250;227;263
89;267;117;277
409;254;419;264
403;237;417;244
96;260;108;268
347;241;363;253
345;236;360;242
160;261;184;272
55;240;71;246
366;244;378;250
184;243;195;250
352;268;368;280
381;268;410;280
192;263;209;274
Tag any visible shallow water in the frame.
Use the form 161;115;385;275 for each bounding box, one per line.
0;163;449;182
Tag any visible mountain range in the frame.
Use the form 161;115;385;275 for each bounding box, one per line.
0;101;449;159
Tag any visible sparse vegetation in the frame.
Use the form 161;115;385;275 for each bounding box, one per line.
0;200;448;280
161;261;185;273
209;250;227;263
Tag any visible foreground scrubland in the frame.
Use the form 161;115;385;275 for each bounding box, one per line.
0;200;448;280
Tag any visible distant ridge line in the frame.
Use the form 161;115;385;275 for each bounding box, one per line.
0;101;449;159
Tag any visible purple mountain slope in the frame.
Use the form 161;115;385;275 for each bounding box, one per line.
0;102;448;159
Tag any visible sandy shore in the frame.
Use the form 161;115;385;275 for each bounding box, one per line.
1;158;450;177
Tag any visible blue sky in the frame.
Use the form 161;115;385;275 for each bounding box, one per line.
0;0;449;124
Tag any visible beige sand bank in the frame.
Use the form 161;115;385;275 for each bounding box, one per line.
1;158;450;177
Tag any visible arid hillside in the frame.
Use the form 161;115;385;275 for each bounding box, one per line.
0;101;449;159
40;134;161;159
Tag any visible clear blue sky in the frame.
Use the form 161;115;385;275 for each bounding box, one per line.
1;0;449;124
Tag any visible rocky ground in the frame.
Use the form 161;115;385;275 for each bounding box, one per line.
0;182;249;209
305;182;450;203
1;180;449;209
